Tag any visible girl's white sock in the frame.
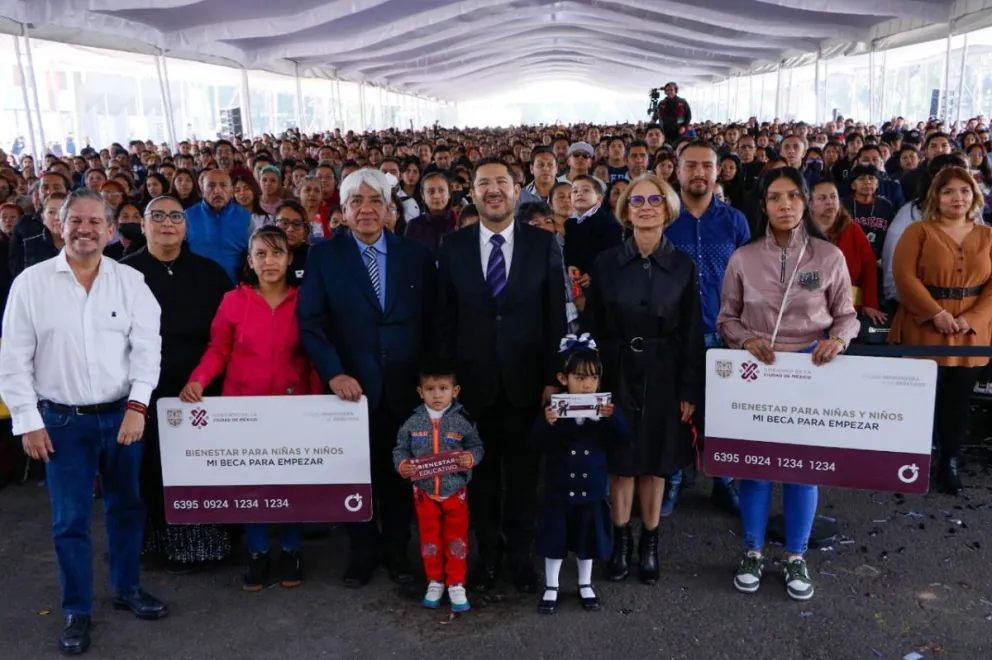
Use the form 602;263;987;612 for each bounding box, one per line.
577;558;595;599
543;558;563;602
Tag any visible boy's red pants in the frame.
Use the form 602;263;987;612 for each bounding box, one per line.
414;487;469;586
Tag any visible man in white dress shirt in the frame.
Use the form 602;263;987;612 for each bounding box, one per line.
0;188;165;656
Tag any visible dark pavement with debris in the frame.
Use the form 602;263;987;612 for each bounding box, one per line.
2;468;992;660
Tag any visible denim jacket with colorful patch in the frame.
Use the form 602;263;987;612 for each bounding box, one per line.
393;403;484;499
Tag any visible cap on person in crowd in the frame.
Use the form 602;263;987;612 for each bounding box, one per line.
904;130;923;145
567;142;594;158
849;164;881;186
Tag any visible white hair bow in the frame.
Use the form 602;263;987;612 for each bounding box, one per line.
559;333;597;353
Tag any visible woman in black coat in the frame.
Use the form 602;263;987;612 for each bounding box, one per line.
121;196;234;572
583;173;705;586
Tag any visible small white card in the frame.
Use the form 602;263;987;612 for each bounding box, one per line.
550;393;612;419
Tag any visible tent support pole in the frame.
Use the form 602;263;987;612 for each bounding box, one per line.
157;53;177;148
154;55;176;151
359;83;367;131
12;28;38;159
294;62;305;132
868;48;876;124
775;64;783;119
814;50;822;125
956;32;969;127
240;68;253;138
878;50;887;123
22;24;46;154
941;29;953;120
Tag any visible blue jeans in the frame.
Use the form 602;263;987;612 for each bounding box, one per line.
42;406;144;616
244;524;302;554
739;481;818;554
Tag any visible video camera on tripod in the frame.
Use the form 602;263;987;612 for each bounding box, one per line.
648;87;661;119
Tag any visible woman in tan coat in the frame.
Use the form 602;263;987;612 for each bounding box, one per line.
890;166;992;495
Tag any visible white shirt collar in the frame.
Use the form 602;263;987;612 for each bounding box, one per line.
479;221;514;246
571;203;601;224
54;248;115;280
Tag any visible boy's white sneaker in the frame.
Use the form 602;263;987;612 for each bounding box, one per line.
422;581;445;609
448;584;470;613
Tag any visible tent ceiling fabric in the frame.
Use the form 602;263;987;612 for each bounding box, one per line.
0;0;971;101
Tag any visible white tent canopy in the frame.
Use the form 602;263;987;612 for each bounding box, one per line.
3;0;992;103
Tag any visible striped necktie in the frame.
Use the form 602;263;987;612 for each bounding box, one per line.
364;245;381;304
486;234;507;298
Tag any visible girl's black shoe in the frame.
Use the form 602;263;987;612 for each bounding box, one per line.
578;584;600;611
537;586;558;614
607;524;633;581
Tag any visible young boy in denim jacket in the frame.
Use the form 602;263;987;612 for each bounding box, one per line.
394;364;483;612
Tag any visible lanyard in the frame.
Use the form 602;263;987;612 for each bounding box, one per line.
770;238;809;348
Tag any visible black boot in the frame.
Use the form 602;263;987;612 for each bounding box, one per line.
638;526;659;585
939;455;963;495
607;524;632;582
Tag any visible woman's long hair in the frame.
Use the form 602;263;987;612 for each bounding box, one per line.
921;166;985;224
749;167;828;245
912;153;969;209
170;167;201;208
232;174;266;216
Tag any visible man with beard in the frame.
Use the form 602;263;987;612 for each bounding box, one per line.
185;169;250;283
436;157;566;594
663;140;750;517
0;188;165;655
213;139;253;180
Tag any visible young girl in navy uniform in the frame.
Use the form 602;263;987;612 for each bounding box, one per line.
532;334;631;614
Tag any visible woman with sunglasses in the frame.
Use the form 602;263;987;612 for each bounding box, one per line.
583;173;705;585
180;225;321;591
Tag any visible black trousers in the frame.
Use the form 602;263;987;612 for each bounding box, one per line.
934;365;983;458
346;401;412;559
468;386;540;564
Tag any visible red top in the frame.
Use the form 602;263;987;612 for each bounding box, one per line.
190;284;322;396
834;221;879;310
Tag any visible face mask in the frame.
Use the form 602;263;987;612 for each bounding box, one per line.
117;223;143;240
806;160;823;172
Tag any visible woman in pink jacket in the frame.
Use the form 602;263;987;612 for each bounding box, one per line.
180;225;321;592
717;168;859;603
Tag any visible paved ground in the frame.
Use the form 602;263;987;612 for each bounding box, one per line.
2;467;992;660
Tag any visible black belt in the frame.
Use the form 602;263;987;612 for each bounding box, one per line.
39;397;128;415
926;285;984;300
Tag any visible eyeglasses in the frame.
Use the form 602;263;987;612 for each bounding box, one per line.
570;153;592;159
628;194;665;208
276;218;306;228
145;210;186;224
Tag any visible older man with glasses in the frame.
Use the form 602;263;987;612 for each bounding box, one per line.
298;169;437;589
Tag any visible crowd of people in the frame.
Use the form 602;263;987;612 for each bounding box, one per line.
1;96;991;656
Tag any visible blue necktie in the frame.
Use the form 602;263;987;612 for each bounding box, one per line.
486;234;507;298
364;245;381;306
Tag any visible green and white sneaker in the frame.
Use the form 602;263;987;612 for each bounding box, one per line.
782;557;814;601
733;551;764;594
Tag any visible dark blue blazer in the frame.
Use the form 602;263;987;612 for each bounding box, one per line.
297;230;436;414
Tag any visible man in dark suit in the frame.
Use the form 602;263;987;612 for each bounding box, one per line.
437;157;567;593
298;169;436;588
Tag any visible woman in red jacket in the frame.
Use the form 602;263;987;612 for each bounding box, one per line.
179;225;321;592
810;180;888;326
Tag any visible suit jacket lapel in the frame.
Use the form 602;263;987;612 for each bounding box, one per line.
383;232;402;316
501;224;531;303
335;234;381;312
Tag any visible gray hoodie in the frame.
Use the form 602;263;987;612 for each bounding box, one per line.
393;402;484;499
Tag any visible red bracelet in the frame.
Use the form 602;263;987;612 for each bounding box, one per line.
127;401;147;416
